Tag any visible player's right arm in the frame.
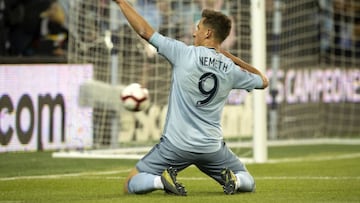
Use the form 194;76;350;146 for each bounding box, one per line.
112;0;155;41
220;49;269;89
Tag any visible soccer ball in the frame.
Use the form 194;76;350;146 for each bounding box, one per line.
121;83;150;112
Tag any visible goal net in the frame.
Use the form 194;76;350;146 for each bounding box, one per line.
59;0;360;160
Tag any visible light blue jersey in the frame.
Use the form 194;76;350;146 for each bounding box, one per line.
149;32;263;153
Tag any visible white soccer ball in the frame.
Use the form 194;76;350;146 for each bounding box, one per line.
121;83;150;112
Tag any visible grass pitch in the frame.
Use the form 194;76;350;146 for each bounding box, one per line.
0;144;359;203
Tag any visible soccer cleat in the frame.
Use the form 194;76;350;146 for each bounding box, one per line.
221;168;237;195
161;167;187;196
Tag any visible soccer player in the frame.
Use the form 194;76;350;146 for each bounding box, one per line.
113;0;268;195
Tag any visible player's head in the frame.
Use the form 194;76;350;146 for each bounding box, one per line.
193;9;231;46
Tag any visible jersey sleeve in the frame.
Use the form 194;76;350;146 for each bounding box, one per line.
232;66;264;91
149;32;189;66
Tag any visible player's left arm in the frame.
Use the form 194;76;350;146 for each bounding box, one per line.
112;0;155;41
220;49;269;89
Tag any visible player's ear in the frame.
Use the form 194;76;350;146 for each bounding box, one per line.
206;29;212;39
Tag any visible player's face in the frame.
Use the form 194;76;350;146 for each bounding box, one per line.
193;18;208;46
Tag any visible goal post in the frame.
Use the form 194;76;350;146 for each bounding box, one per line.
251;0;267;163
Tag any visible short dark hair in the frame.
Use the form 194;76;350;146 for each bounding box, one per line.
201;9;232;43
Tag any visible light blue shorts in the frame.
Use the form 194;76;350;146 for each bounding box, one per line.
136;136;251;185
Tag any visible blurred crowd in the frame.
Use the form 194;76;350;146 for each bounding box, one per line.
0;0;69;57
319;0;360;62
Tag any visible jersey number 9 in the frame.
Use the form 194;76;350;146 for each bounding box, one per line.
196;72;218;107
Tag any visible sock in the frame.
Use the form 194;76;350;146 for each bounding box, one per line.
154;176;164;189
235;174;241;190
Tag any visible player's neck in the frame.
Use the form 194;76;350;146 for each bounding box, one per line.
202;40;221;52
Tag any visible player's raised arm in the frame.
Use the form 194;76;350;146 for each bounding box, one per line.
220;49;269;89
112;0;155;41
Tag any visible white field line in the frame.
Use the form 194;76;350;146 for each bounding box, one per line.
254;176;360;180
228;138;360;148
264;152;360;164
0;169;130;181
1;153;360;182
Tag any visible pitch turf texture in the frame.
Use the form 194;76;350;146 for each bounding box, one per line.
1;144;359;203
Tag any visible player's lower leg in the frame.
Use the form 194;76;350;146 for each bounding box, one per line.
127;172;159;194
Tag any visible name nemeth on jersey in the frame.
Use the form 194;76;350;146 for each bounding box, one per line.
199;56;229;72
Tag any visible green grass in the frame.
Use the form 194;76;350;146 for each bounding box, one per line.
0;144;359;203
